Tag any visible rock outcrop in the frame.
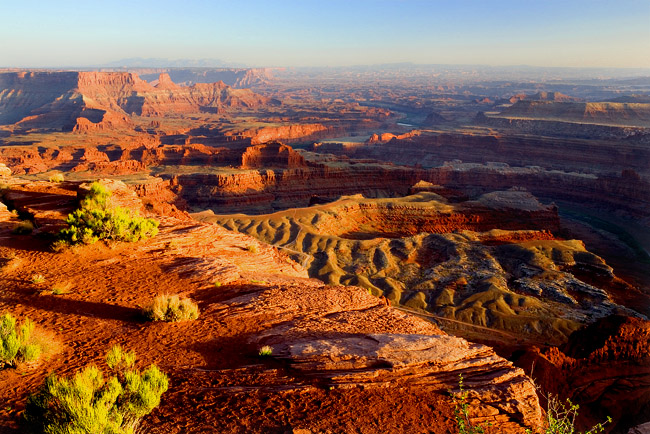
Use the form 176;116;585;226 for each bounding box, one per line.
167;157;650;220
240;141;306;169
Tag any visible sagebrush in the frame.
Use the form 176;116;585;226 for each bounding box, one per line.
23;345;168;434
57;182;159;246
0;313;42;368
143;294;199;322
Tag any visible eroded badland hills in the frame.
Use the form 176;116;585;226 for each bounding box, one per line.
0;65;649;433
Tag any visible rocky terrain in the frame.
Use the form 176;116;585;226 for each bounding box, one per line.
203;191;639;345
0;180;543;433
0;67;649;433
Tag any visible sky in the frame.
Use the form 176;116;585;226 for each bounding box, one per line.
1;0;649;69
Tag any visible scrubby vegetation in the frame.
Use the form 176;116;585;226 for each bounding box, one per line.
0;313;42;369
452;375;487;434
50;282;72;295
57;182;159;247
23;345;168;434
532;395;611;434
258;345;273;357
452;374;611;434
143;294;199;322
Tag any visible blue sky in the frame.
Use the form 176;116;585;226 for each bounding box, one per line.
1;0;649;68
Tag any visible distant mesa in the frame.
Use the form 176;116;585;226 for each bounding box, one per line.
499;100;650;125
508;91;582;104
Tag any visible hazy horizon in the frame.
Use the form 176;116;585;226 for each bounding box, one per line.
2;0;649;69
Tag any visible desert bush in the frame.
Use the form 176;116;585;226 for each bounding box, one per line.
246;244;258;253
12;220;34;235
143;294;199;322
48;173;64;183
0;313;42;368
57;182;159;247
23;345;168;434
258;345;273;357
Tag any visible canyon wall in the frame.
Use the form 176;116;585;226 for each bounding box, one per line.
167;161;650;219
340;131;650;176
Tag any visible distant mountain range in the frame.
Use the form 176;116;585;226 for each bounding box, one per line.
101;58;246;68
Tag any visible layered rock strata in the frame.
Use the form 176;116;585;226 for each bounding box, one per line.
204;192;639;343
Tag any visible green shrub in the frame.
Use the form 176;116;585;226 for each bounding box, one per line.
143;294;199;322
50;282;72;295
23;345;168;434
12;220;34;235
258;345;273;357
0;313;42;368
57;182;159;247
452;374;487;434
246;244;258;253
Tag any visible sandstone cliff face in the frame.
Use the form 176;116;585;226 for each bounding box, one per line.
517;315;650;433
240;142;306;169
169;159;650;220
476;113;650;143
241;123;332;144
0;71;271;131
357;131;650;176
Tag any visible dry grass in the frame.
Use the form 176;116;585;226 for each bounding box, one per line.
30;274;45;284
143;294;199;322
49;282;72;295
48;172;65;183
